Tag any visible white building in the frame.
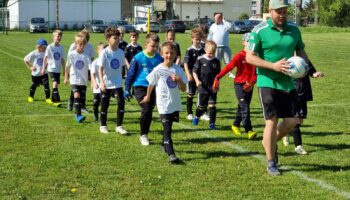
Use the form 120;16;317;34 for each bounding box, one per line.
7;0;121;29
251;0;262;16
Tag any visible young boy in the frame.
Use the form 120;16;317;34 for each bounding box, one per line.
283;61;324;154
164;30;181;65
67;30;95;112
124;32;163;146
98;27;128;134
213;33;257;139
64;34;90;123
183;28;205;121
141;42;187;163
24;39;51;104
90;42;107;121
42;29;65;107
124;31;143;71
192;40;221;130
117;27;128;78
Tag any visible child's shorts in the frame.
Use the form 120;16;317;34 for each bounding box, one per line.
49;72;60;84
32;74;49;86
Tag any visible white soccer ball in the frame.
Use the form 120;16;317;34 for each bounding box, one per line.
286;56;308;78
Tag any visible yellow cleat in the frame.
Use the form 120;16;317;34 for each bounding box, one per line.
247;131;257;140
231;125;242;137
27;97;34;103
46;99;53;104
52;102;62;107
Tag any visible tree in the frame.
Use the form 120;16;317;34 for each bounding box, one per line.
317;0;350;27
238;13;249;20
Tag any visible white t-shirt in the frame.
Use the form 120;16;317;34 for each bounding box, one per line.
147;63;188;114
98;46;125;89
90;58;101;93
45;43;65;73
24;50;46;76
66;50;90;86
68;42;95;59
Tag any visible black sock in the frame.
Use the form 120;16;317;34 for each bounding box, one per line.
29;83;37;97
195;107;206;118
292;124;302;147
209;107;217;124
186;96;193;114
74;97;81;115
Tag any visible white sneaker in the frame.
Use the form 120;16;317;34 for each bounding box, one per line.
116;126;128;135
282;136;290;146
295;145;307;155
200;113;210;121
100;126;109;134
228;72;235;79
186;114;194;120
81;108;89;113
139;134;150;146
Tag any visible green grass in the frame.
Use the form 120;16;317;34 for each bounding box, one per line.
0;31;349;200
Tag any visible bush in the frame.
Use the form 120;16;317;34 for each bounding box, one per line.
238;13;249;20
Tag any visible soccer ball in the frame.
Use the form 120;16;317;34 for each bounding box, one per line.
286;56;308;78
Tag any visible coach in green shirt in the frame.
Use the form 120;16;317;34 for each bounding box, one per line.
246;0;310;176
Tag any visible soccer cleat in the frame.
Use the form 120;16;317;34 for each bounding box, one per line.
186;114;194;121
67;99;73;111
169;154;180;164
267;160;281;176
231;125;242;137
192;117;199;125
100;126;109;134
116;126;128;135
295;145;307;155
200;113;210;121
209;123;218;130
139;134;150;146
247;131;257;140
75;115;86;123
282;136;290;146
81;108;89;113
27;97;34;103
46;98;53;105
52;102;62;107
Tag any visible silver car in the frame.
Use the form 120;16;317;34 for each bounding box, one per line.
29;17;48;33
231;20;251;34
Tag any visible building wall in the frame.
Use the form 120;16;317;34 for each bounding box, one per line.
252;0;262;16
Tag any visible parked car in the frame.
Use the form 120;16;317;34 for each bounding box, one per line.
28;17;48;33
161;20;186;33
231;20;251;34
134;20;160;33
245;19;262;31
195;17;214;27
84;19;108;33
109;20;135;33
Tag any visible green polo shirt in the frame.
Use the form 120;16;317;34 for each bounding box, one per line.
248;19;305;91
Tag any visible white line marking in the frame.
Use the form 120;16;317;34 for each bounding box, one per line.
308;103;349;107
0;48;23;61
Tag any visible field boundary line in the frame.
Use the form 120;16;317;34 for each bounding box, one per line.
0;48;23;61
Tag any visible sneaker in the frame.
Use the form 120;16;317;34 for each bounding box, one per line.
200;113;210;121
247;131;257;140
75;115;86;123
231;125;242;137
228;72;235;79
282;136;290;146
209;123;218;130
186;114;194;121
100;126;109;134
139;134;150;146
46;99;53;105
192;117;199;125
52;102;62;107
67;99;73;111
27;97;34;103
116;126;128;135
295;145;307;155
81;108;89;113
169;154;180;164
267;160;281;176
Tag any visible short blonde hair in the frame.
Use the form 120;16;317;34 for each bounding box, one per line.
117;26;125;34
53;29;62;37
191;27;202;39
79;29;90;42
75;34;87;45
205;40;217;53
160;41;176;53
145;32;159;45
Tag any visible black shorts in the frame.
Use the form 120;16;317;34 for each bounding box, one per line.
32;74;49;86
134;86;156;108
295;99;307;119
160;111;180;123
71;85;87;95
258;87;297;120
198;92;217;107
49;72;60;84
187;81;197;96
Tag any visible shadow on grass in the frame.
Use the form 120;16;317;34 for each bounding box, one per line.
178;149;261;161
284;163;350;172
301;131;343;137
304;142;350;151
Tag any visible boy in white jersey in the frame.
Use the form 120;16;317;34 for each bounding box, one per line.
67;30;95;112
24;39;51;104
42;29;65;107
141;42;187;164
90;42;107;121
98;27;128;135
64;34;90;123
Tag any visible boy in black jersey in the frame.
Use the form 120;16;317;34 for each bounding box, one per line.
124;31;143;71
192;40;221;130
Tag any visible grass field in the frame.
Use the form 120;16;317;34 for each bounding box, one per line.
0;31;349;200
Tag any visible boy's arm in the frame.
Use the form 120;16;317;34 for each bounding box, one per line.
42;56;48;75
64;66;69;85
61;58;66;75
192;59;201;87
98;66;105;92
216;54;238;79
125;58;139;93
175;56;181;65
23;54;35;71
125;58;130;70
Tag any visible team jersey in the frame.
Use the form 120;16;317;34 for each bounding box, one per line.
90;58;101;93
147;63;187;114
98;46;125;89
216;50;257;84
24;50;46;76
45;43;65;73
184;45;205;73
66;50;90;86
125;43;143;63
193;55;221;93
68;42;95;59
119;40;128;52
125;51;163;90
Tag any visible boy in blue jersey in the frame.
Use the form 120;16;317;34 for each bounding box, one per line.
124;32;163;146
